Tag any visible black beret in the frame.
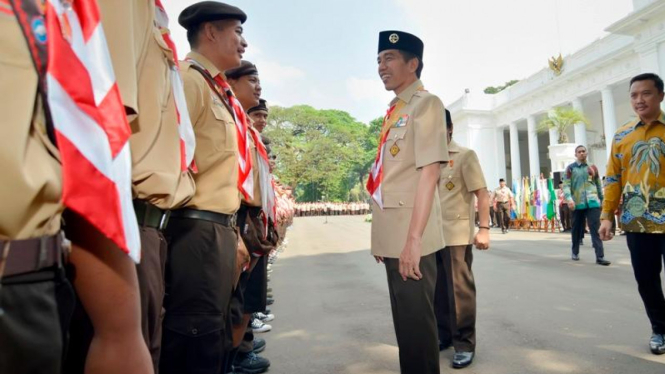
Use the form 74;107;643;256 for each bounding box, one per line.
378;30;424;60
178;1;247;30
248;99;268;114
225;60;258;80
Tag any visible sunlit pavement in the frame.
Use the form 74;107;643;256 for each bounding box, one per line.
263;215;665;373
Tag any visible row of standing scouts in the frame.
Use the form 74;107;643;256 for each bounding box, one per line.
294;202;370;216
1;1;295;374
368;29;665;374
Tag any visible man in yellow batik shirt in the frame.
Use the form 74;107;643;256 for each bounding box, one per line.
599;73;665;355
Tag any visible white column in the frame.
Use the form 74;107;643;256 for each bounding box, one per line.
572;98;587;147
527;115;540;178
496;127;507;181
601;87;618;159
509;122;521;181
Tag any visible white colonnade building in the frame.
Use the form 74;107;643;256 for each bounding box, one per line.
448;0;665;188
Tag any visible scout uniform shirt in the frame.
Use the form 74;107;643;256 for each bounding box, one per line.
0;6;63;239
99;0;195;210
180;52;240;215
492;186;513;204
439;141;487;246
602;112;665;233
371;80;449;258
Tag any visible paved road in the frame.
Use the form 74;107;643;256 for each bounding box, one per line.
261;216;665;373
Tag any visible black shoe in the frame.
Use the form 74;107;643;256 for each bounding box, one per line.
234;352;271;374
266;297;274;305
650;333;665;355
571;254;580;261
253;338;266;354
439;340;452;351
596;257;611;266
452;351;474;369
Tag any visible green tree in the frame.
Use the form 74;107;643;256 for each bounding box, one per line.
265;105;375;202
537;107;589;143
483;79;519;94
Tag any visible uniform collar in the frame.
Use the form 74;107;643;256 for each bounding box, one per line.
186;51;224;80
635;111;665;128
447;140;461;153
391;79;424;105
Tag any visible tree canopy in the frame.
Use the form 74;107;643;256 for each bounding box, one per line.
264;105;383;202
483;79;519;94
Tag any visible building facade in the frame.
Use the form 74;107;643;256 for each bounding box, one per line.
448;0;665;188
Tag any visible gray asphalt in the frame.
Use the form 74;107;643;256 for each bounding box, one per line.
260;215;665;374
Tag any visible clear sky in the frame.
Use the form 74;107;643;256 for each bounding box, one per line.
163;0;634;124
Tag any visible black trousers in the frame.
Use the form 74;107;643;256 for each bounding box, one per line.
160;217;237;374
497;202;510;231
571;208;604;258
0;267;74;374
559;204;572;230
626;233;665;334
434;245;476;352
384;252;439;374
136;227;168;373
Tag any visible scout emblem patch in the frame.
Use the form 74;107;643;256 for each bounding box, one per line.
390;142;400;157
393;114;409;128
445;181;455;191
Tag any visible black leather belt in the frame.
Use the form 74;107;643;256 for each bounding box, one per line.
0;234;65;278
170;208;237;227
133;199;170;230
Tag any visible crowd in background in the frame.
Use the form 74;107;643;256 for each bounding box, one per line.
294;202;371;216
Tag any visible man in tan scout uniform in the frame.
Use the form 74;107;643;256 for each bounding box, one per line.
435;109;490;369
90;1;196;372
370;30;448;374
159;2;248;373
225;60;271;374
492;179;514;234
3;3;151;374
0;5;73;373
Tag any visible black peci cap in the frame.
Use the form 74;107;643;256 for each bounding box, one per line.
178;1;247;30
225;60;258;80
248;99;268;114
378;30;424;60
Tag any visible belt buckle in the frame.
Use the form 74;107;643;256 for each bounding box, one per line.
159;210;171;231
229;213;237;228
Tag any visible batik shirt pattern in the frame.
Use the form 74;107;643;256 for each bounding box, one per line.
601;112;665;233
563;162;603;210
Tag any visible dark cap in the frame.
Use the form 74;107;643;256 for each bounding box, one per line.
178;1;247;30
248;99;268;114
378;30;424;60
225;60;258;80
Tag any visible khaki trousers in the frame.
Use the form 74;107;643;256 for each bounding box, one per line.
434;245;476;352
384;252;439;374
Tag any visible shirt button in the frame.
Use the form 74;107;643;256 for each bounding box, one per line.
457;214;461;218
399;201;404;206
192;329;198;335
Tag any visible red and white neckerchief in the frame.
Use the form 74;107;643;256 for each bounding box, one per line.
216;78;254;200
45;0;140;261
249;127;276;234
366;102;402;209
154;0;196;172
185;57;253;200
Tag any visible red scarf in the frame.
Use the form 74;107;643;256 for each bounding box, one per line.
11;0;141;260
366;104;398;209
